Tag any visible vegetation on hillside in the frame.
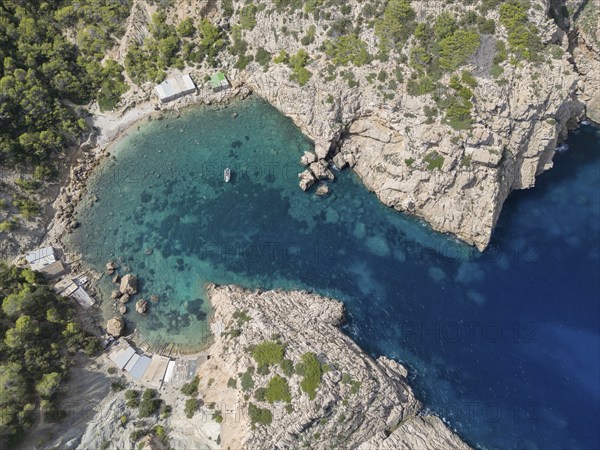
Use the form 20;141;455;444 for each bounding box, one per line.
0;0;130;166
0;264;100;447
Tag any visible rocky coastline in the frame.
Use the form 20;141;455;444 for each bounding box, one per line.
40;284;470;450
42;0;598;258
203;284;471;450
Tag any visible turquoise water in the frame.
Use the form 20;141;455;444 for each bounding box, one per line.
66;98;600;449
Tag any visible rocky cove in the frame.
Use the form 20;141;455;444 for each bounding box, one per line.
1;0;598;449
50;95;600;450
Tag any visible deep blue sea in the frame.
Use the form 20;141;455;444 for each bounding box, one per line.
66;98;600;449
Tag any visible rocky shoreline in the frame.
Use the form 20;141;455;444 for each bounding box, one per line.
201;284;471;449
41;284;470;450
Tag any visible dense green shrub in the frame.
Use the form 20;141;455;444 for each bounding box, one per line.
255;48;272;70
176;18;196;37
240;366;255;391
138;389;161;418
499;0;543;60
0;219;19;233
439;30;480;71
375;0;416;49
252;341;285;367
240;3;258;30
324;34;370;66
287;50;312;86
181;376;199;396
125;390;140;408
253;387;267;401
424;151;445;170
301;25;316;46
296;352;323;400
280;359;294;377
265;375;291;403
248;403;272;426
184;398;199;418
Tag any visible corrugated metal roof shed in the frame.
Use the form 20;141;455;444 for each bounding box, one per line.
71;286;95;308
129;355;152;380
124;353;141;372
113;345;136;370
26;246;55;264
36;260;65;278
163;360;176;383
154;74;196;103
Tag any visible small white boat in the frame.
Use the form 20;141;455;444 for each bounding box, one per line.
224;168;231;182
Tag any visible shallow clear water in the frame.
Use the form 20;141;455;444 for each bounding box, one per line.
66;97;600;450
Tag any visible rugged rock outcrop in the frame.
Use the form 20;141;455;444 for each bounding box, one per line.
209;0;593;250
120;274;138;295
570;0;600;123
106;316;125;337
204;284;470;450
135;299;148;314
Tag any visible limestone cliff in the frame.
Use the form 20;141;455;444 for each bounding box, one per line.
113;0;598;250
203;284;470;449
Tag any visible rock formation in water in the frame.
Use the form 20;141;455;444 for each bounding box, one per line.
202;284;470;449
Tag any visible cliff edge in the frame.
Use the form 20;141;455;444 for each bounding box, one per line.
201;284;470;449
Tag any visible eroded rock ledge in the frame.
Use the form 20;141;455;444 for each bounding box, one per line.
203;284;470;450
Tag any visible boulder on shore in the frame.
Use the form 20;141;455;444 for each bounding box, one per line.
332;153;348;170
119;294;130;304
110;290;122;300
120;274;138;295
106;316;125;337
300;151;317;166
309;161;335;181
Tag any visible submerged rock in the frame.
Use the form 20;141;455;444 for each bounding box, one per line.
106;261;118;274
135;299;148;315
315;184;330;197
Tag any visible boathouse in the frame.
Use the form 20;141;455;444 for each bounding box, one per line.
154;74;197;103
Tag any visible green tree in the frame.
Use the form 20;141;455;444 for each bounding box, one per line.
375;0;416;49
35;372;61;399
177;18;196;37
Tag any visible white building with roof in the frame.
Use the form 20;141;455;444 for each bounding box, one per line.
154;74;196;103
26;246;65;279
